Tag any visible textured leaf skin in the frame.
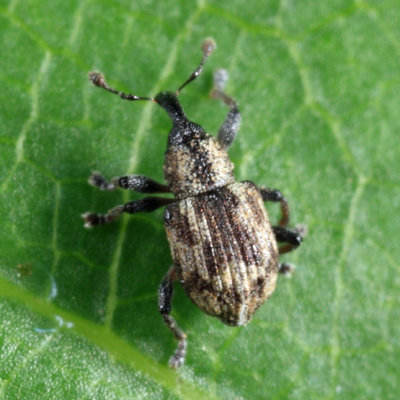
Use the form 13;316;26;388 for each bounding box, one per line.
1;0;399;399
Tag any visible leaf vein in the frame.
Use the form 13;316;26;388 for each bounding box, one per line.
330;176;366;397
0;50;52;193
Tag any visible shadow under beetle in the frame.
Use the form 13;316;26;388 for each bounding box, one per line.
83;38;303;369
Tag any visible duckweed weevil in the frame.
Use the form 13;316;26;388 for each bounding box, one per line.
83;38;303;368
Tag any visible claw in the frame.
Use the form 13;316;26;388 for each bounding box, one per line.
88;172;115;190
81;212;102;228
279;263;295;277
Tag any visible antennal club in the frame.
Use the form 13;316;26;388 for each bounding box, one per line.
176;38;216;96
88;71;155;102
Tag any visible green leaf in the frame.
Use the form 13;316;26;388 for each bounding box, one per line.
1;0;399;399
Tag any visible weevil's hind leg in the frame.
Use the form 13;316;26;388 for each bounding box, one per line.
88;172;170;193
159;267;187;369
278;262;295;276
211;69;241;149
273;225;303;255
257;186;290;227
82;197;173;228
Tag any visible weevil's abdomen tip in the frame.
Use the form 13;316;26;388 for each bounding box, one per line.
202;38;216;56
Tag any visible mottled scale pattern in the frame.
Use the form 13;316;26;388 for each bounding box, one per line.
164;181;279;326
164;133;234;199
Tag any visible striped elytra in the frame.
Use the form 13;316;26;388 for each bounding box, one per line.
164;181;279;326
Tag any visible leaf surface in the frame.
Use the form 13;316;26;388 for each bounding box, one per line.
1;0;399;399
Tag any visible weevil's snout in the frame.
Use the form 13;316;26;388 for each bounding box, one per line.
155;91;186;124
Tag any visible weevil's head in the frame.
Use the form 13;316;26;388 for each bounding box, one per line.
154;91;185;126
155;91;234;199
155;90;206;146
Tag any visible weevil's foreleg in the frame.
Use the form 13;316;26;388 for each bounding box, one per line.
82;197;173;228
211;69;241;149
89;172;170;193
273;225;302;255
159;267;187;369
257;186;290;227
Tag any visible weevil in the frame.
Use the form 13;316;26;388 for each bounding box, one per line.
83;38;303;368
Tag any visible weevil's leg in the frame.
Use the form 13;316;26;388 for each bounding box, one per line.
89;172;170;193
273;225;302;255
88;172;116;191
88;72;154;102
82;197;173;228
159;267;187;369
211;68;241;149
278;263;295;276
253;185;290;227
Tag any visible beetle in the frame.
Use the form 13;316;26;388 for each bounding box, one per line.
82;38;303;368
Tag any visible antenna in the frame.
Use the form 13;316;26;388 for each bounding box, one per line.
175;38;216;95
88;38;216;104
88;71;155;102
